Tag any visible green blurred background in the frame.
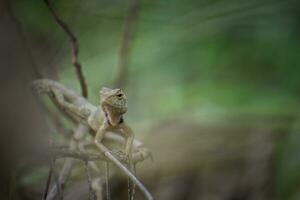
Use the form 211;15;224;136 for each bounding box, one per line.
2;0;300;199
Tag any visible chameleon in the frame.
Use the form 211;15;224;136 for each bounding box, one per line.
31;79;150;164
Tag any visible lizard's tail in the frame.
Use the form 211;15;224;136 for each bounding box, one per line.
30;79;56;94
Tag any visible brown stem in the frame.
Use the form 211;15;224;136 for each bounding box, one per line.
84;161;97;200
52;148;104;161
43;2;90;195
95;141;153;200
9;1;75;138
42;162;52;200
46;125;88;200
44;0;88;98
51;158;63;200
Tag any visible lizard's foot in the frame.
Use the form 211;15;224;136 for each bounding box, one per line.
110;149;129;163
133;147;153;163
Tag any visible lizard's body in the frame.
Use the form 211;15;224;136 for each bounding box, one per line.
32;79;153;200
33;79;103;131
32;79;150;163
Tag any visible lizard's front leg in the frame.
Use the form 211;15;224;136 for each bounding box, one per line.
118;123;134;168
94;122;109;153
95;122;130;163
118;123;135;200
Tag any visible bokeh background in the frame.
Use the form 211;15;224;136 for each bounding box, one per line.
1;0;300;199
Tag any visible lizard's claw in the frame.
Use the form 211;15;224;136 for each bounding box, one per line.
110;149;129;163
133;147;153;163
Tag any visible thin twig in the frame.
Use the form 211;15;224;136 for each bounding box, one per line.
8;1;73;137
46;159;73;200
105;162;110;200
131;164;136;200
42;2;153;200
95;142;153;200
42;164;53;200
52;148;104;161
84;161;96;200
46;125;88;200
78;141;101;172
51;158;63;200
44;0;88;98
106;150;152;200
128;177;131;200
43;1;90;199
114;0;141;88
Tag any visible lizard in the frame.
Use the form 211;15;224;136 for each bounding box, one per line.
94;87;134;165
31;79;150;164
32;79;153;200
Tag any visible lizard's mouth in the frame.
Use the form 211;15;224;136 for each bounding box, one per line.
111;99;127;109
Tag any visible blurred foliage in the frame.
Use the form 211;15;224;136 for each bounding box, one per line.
12;0;300;199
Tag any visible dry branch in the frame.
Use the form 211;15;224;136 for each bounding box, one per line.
43;1;90;199
51;158;63;200
42;163;53;200
44;0;88;98
46;125;89;200
84;161;97;200
41;1;153;200
52;148;104;161
95;142;153;200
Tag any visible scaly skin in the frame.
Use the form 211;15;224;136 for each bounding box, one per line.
32;79;153;200
31;79;150;163
94;87;134;167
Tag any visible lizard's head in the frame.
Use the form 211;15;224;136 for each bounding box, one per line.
100;87;127;113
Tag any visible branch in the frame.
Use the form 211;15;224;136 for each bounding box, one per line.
43;1;90;198
49;141;152;199
95;141;153;200
51;158;63;200
83;161;97;200
8;2;73;137
40;2;153;199
52;148;104;161
44;0;88;98
114;0;141;88
46;125;89;200
32;79;152;164
42;164;53;200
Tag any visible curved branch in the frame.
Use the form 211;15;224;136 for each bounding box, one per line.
51;142;153;199
44;0;88;98
95;141;153;200
52;148;104;161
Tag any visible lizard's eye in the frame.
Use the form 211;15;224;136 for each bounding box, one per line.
117;94;123;97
